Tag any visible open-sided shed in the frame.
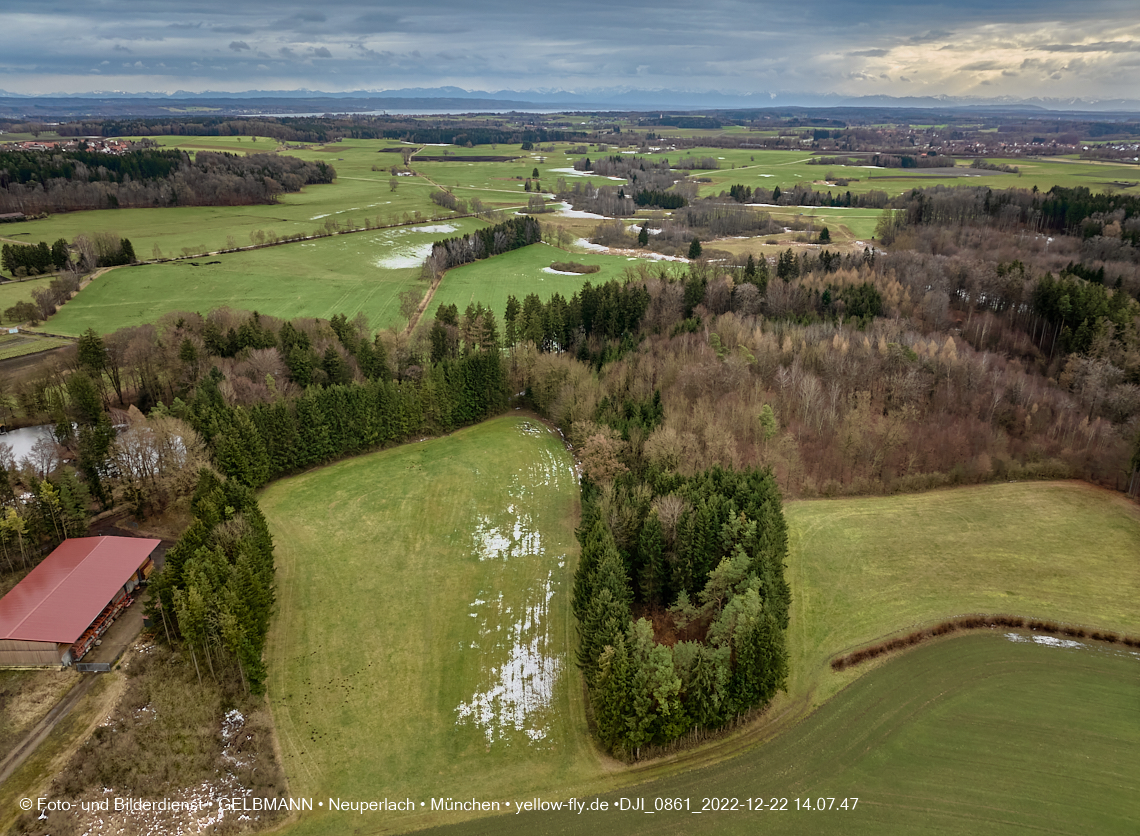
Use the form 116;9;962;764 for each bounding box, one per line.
0;536;159;667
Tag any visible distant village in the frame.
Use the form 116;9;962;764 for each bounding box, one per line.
0;136;136;154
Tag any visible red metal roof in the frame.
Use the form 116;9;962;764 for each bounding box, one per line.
0;537;159;645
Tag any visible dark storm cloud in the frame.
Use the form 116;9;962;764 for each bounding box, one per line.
0;0;1135;99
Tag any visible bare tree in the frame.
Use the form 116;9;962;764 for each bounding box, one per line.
21;435;60;479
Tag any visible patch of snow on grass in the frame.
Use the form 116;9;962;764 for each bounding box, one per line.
399;223;457;235
574;237;609;252
472;504;541;560
374;242;435;270
1033;635;1084;649
455;573;560;745
1005;632;1086;650
552;202;608;219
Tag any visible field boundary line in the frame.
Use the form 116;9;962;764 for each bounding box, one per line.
830;612;1140;672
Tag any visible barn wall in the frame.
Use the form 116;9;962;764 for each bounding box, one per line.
0;639;63;667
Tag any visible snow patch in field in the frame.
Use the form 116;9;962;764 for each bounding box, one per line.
402;223;458;235
472;506;541;560
527;448;568;489
371;224;460;269
374;242;434;270
551;202;608;219
310;207;363;220
1005;633;1085;649
547;167;625;181
574;238;609;252
1033;635;1085;649
455;574;560;745
543;267;582;276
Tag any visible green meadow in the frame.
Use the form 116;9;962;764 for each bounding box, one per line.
781;482;1140;709
0;276;54;316
260;416;598;834
46;218;486;335
426;242;639;322
4;137;448;257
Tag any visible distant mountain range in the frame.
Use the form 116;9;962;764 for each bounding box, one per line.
2;87;1139;117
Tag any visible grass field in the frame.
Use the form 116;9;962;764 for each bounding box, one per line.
424;631;1140;836
259;424;1140;836
426;242;640;323
0;277;53;316
767;206;884;241
3;136;456;258
783;482;1140;708
45;218;487;335
260;416;599;835
1;178;446;261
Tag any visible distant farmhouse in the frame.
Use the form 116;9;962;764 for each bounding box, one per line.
0;537;158;667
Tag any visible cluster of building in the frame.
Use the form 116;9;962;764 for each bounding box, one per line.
1;137;135;154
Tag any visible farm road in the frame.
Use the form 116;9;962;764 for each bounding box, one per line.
0;675;98;785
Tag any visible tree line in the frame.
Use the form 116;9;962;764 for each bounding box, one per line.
422;215;541;277
877;184;1140;244
0;150;334;214
724;182;890;209
149;469;276;693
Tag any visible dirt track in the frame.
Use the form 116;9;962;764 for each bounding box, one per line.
0;675;98;785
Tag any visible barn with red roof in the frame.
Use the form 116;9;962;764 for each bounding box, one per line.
0;537;159;667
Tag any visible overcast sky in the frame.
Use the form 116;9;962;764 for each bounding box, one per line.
4;1;1139;100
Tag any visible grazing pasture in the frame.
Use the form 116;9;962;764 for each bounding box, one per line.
9;137;1139;339
4;137;448;258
